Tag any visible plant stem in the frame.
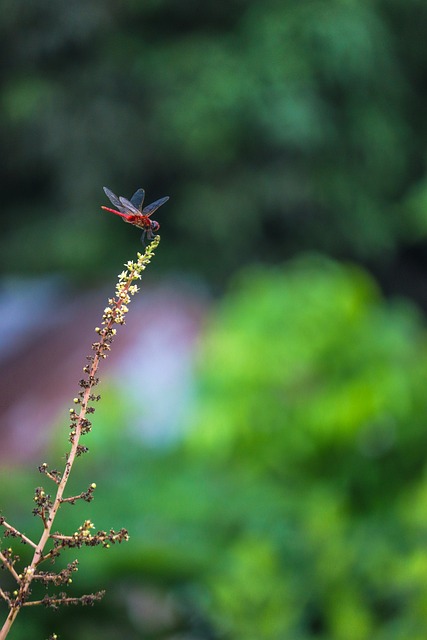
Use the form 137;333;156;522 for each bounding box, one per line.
0;341;102;639
0;238;159;639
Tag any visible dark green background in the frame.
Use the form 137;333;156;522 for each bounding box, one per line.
2;0;427;290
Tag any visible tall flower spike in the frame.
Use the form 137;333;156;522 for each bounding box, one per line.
0;233;161;640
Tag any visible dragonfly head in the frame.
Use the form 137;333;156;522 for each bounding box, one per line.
150;220;160;232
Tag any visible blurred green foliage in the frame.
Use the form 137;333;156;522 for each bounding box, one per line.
4;257;427;638
182;256;427;638
1;0;427;283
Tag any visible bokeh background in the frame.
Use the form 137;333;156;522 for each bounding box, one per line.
2;0;427;638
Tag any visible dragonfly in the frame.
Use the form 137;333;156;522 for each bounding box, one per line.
102;186;169;244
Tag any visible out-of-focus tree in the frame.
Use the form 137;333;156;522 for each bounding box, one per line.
1;0;427;285
179;256;427;638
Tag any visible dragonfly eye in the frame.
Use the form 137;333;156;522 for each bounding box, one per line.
150;220;160;232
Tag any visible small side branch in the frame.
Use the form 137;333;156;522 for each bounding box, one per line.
60;483;97;505
49;525;129;551
0;521;38;550
0;552;20;582
22;590;106;608
38;464;61;486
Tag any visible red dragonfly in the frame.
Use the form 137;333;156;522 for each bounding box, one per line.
102;186;169;244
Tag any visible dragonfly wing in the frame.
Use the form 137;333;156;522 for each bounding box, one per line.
119;196;141;215
142;196;169;217
130;188;145;212
103;187;126;212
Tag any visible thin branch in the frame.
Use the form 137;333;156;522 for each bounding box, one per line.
22;591;105;607
0;522;38;550
44;473;61;486
0;553;20;582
